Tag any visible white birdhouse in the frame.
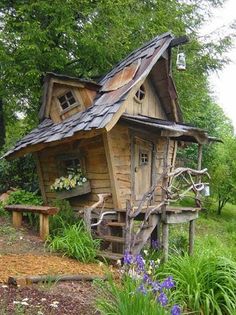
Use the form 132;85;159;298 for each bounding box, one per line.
176;52;186;71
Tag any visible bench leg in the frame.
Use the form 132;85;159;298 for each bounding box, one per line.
12;211;22;228
39;214;49;241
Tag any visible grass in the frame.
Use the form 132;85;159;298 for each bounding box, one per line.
168;198;236;260
159;253;236;315
47;221;100;262
0;224;22;245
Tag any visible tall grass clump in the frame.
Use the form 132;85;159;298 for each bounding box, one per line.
47;221;100;263
49;200;76;236
160;253;236;314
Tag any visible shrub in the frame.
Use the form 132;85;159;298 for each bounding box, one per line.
0;201;9;217
49;200;76;236
7;189;43;206
7;189;43;227
160;253;236;314
0;154;38;194
47;221;100;262
96;252;180;315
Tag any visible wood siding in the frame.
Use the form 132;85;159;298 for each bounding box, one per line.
125;78;167;119
36;135;114;211
106;124;132;209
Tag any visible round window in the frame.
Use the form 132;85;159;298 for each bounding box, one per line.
135;84;146;102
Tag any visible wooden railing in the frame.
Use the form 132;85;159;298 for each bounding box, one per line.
125;167;210;252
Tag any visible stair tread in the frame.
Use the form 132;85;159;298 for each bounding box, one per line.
100;235;142;245
107;221;125;227
101;235;125;243
97;251;123;261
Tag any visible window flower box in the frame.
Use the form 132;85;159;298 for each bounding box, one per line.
51;172;91;199
55;181;91;199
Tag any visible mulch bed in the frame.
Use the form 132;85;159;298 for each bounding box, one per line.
0;282;99;314
0;217;108;314
0;254;105;283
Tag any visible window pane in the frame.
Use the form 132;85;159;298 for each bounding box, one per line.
61;102;69;110
66;91;73;99
68;97;76;105
59;96;66;104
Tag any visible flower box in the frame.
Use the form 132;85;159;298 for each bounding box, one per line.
55;181;91;199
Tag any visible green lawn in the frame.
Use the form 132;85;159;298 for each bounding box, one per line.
169;200;236;260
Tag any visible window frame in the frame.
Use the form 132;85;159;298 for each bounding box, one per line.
139;149;149;166
134;84;146;104
57;90;81;114
57;153;86;177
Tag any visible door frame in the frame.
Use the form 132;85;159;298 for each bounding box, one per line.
130;129;157;204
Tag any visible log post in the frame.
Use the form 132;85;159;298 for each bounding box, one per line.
39;214;49;240
197;144;203;171
189;219;195;255
162;222;169;262
161;137;170;221
12;211;22;228
157;216;161;247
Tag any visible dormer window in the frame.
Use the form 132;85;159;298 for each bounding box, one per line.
58;91;77;110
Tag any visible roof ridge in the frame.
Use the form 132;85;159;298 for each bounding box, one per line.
99;32;173;84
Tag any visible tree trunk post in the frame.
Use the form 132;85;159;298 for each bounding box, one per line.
189;219;195;255
162;222;169;262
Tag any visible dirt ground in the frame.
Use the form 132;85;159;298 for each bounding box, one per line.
0;216;107;315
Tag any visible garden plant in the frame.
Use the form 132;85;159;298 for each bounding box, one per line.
96;251;181;315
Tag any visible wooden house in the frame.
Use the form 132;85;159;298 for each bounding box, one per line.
4;32;214;260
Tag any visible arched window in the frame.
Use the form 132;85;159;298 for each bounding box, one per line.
134;84;146;102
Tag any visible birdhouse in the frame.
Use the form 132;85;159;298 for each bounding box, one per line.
176;52;186;71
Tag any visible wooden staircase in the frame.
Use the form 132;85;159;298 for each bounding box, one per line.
96;208;160;261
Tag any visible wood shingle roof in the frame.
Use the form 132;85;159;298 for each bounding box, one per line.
4;32;180;159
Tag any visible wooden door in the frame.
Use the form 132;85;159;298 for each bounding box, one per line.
133;137;153;201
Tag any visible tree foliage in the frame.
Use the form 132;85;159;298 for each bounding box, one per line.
0;0;233;124
210;137;236;214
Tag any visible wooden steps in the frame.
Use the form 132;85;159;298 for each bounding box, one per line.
101;235;125;244
107;221;125;227
97;251;123;262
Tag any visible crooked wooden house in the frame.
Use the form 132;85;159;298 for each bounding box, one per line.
5;32;214;260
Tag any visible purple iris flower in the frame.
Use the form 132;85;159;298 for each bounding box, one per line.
152;281;161;292
171;304;181;315
143;273;150;283
137;283;147;295
123;250;133;265
158;292;168;306
161;276;175;289
135;254;145;270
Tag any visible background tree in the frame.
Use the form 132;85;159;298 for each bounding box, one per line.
210;137;236;214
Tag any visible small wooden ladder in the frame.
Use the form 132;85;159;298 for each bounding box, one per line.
97;209;160;261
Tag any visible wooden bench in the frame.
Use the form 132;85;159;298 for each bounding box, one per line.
4;205;59;240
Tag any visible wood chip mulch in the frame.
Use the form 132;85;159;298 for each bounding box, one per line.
0;254;105;283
